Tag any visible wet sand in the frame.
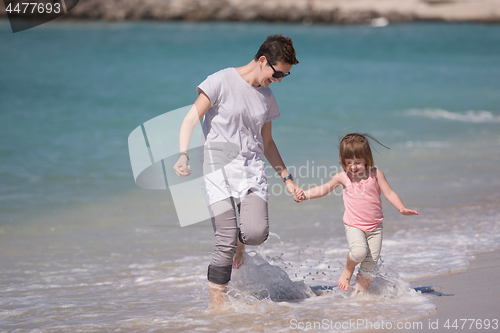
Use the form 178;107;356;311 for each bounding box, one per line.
405;250;500;332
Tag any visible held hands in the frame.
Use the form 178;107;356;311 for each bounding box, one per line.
294;188;306;203
400;208;420;216
173;155;191;177
285;182;305;203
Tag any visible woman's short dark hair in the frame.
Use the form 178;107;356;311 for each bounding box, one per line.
254;34;299;66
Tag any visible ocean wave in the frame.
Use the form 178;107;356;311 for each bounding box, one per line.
404;140;451;148
406;109;500;123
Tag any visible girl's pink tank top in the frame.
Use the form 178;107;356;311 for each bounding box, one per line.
342;169;383;232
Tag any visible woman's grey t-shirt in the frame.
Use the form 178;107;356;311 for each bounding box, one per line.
197;68;280;204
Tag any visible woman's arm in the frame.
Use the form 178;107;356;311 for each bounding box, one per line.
376;168;420;216
261;121;303;201
173;91;211;177
303;172;344;200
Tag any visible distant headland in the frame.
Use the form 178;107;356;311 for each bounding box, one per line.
2;0;500;24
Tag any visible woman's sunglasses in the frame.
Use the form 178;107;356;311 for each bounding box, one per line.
267;58;291;79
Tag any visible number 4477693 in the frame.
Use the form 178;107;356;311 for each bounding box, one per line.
5;2;62;14
444;319;498;330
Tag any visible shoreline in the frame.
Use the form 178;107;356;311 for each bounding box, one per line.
2;0;500;24
401;250;500;333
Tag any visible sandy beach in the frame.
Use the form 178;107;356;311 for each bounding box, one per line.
401;250;500;333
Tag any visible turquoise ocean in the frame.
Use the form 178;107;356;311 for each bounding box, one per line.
1;20;500;332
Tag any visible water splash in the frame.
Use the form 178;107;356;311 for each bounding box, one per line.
229;251;316;302
368;258;422;299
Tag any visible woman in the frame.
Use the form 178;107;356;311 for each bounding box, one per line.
173;34;302;309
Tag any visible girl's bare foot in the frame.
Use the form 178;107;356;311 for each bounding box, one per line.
338;253;358;291
354;275;371;293
232;240;245;269
338;266;355;291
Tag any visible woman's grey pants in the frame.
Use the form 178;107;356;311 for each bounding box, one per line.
207;191;269;285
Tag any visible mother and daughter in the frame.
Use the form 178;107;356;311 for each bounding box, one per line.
174;34;419;309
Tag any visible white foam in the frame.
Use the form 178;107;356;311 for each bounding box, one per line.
1;196;498;332
223;252;436;331
406;108;500;123
404;140;451;148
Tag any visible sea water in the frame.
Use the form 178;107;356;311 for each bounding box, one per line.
1;20;499;332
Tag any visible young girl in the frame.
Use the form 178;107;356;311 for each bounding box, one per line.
299;133;419;293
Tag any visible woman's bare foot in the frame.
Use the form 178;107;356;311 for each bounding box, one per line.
232;240;245;269
208;281;227;310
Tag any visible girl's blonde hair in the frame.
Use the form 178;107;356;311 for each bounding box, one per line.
339;133;389;171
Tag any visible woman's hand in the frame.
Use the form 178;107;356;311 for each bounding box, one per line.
173;155;191;177
175;92;211;177
294;188;306;202
286;181;305;202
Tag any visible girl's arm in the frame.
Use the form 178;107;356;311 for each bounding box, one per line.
303;172;344;200
262;121;303;201
173;92;211;177
376;168;420;216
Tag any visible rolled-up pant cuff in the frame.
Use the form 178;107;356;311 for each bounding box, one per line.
207;264;232;285
238;230;244;244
